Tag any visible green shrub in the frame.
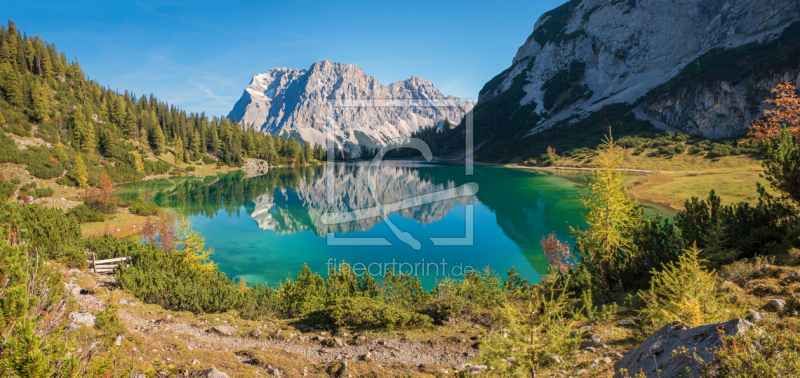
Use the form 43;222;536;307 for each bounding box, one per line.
202;156;215;165
674;143;687;154
95;304;126;341
67;204;106;223
709;144;732;157
0;181;15;201
0;238;80;375
185;166;196;172
323;297;432;329
703;328;800;377
87;235;278;319
675;190;789;259
105;163;146;183
420;295;475;324
0;204;86;267
143;160;172;175
718;256;775;287
130;201;159;216
32;187;54;198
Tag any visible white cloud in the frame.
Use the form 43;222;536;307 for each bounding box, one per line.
190;80;233;108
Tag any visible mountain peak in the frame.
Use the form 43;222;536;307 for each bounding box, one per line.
228;62;475;151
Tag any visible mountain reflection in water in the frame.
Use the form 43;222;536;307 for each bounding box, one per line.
117;162;589;288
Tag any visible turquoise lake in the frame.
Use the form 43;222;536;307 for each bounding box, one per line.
117;162;666;288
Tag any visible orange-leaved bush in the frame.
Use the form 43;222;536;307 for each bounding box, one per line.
745;82;800;144
540;232;573;274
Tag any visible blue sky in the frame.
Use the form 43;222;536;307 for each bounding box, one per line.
4;0;565;116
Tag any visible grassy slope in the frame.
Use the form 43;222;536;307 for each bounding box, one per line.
519;146;769;210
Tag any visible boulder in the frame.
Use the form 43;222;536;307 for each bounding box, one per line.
613;319;754;378
210;325;235;336
200;368;229;378
786;271;800;281
618;318;638;327
767;299;787;311
69;311;95;327
546;353;562;364
468;365;488;375
747;309;768;323
65;283;82;297
117;299;128;305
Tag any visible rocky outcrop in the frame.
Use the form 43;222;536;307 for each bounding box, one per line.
241;158;269;178
210;325;236;336
613;318;754;378
643;72;800;138
478;0;800;140
228;61;474;151
68;311;96;327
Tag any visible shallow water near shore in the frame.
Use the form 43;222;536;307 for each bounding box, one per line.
117;162;669;289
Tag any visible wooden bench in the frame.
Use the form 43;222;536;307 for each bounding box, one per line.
90;254;132;274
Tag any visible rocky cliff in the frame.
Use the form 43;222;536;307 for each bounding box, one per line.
472;0;800;159
228;61;474;151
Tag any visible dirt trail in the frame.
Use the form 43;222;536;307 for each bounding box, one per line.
74;272;477;369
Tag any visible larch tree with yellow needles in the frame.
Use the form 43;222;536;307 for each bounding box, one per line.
175;216;218;274
572;132;638;294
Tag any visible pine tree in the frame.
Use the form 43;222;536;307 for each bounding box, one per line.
82;120;97;154
304;141;312;162
190;129;201;156
73;154;88;187
68;108;96;153
98;127;116;157
123;107;137;138
133;152;144;172
139;124;149;149
28;79;49;122
174;137;185;164
208;120;219;156
0;38;11;65
1;62;22;107
23;39;35;73
150;119;165;155
700;220;732;267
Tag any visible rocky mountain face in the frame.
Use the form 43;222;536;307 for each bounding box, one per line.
228;61;474;151
474;0;800;155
